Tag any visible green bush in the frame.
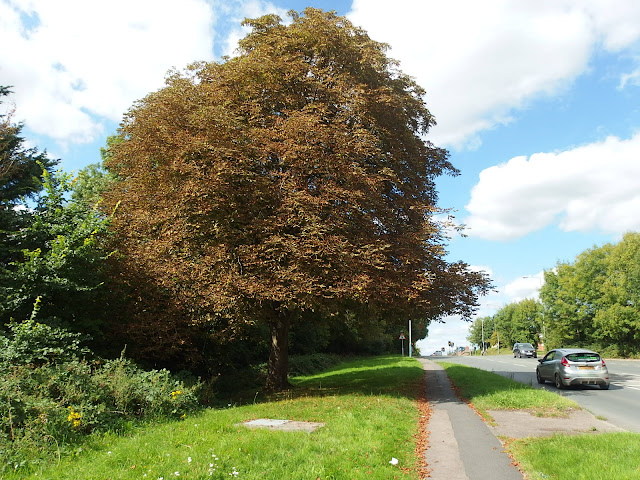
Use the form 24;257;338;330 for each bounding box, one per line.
0;317;204;474
0;299;91;367
288;353;344;377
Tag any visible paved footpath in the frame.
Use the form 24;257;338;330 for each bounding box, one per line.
417;358;523;480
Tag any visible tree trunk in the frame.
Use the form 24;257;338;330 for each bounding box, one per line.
265;306;291;392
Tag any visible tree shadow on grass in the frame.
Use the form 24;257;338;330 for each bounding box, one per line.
288;355;425;400
221;355;425;405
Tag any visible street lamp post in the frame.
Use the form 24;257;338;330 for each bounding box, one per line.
481;317;485;355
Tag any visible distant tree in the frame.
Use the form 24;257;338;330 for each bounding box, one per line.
103;9;491;390
541;243;610;349
512;298;543;346
591;233;640;355
467;315;492;351
492;299;542;348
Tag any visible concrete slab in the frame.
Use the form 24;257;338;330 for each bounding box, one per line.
487;409;625;438
240;419;325;432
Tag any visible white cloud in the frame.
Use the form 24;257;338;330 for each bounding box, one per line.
502;272;544;302
7;0;640;152
619;68;640;89
0;0;215;144
416;315;472;354
465;133;640;240
0;0;301;148
348;0;640;149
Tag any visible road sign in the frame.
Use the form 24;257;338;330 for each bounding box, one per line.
399;333;406;340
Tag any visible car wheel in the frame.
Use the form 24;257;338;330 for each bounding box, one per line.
554;373;564;389
536;369;545;384
600;383;610;390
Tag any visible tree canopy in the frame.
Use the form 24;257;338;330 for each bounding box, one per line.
0;87;114;346
0;86;57;207
0;86;58;268
103;8;491;390
541;232;640;355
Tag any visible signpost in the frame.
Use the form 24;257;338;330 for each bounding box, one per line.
399;332;406;356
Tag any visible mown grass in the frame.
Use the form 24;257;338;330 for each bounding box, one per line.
437;361;577;418
439;361;640;480
508;432;640;480
6;355;425;480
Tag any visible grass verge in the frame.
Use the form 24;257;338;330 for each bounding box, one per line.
6;355;425;480
438;361;640;480
437;361;578;419
507;432;640;480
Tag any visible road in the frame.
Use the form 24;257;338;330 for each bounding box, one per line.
431;354;640;433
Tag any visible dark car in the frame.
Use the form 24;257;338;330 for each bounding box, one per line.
536;348;609;390
513;342;537;358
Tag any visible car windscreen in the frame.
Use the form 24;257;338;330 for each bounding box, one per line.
519;344;534;349
566;353;600;362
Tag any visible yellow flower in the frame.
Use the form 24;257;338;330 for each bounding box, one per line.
170;390;183;398
67;408;82;428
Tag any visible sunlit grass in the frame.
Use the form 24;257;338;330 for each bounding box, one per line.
8;355;424;480
508;432;640;480
437;361;578;417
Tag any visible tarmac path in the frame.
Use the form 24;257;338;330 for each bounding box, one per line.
418;358;523;480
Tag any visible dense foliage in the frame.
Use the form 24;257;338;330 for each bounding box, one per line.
0;306;202;475
0;166;115;345
0;86;57;270
541;232;640;356
1;86;116;345
103;8;491;390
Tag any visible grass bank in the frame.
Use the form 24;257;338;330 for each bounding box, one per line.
438;361;640;480
7;355;425;480
437;361;577;419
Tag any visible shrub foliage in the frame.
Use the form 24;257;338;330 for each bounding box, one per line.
0;310;202;474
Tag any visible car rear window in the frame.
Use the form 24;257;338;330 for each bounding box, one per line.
566;353;600;362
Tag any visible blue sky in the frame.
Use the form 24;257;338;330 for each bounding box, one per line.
2;0;640;354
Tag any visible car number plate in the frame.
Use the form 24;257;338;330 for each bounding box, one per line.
578;366;594;370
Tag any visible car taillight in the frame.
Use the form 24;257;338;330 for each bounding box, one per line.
560;357;570;367
601;359;606;367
